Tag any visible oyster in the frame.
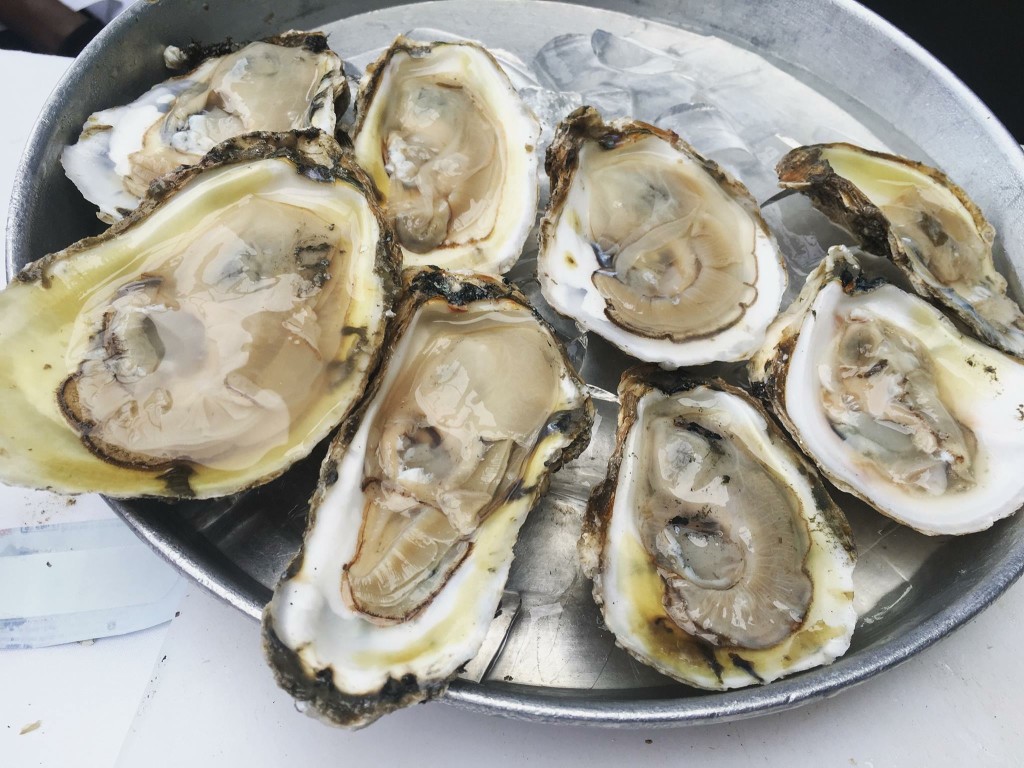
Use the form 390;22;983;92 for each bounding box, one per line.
777;143;1024;358
538;107;786;367
263;269;593;728
0;130;400;498
63;31;347;223
750;246;1024;535
352;37;540;275
579;367;855;688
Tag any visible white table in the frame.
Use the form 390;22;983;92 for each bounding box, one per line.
1;48;1022;768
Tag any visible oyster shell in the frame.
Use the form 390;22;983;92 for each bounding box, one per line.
579;367;855;688
777;143;1024;359
538;107;786;367
0;130;400;498
63;31;348;223
352;37;540;275
749;246;1024;535
263;269;593;728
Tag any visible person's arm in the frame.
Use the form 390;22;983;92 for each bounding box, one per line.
0;0;96;55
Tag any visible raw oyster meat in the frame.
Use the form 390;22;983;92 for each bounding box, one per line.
579;367;855;688
538;107;786;367
352;37;540;275
263;269;593;727
750;246;1024;535
777;143;1024;358
63;31;348;222
0;130;400;498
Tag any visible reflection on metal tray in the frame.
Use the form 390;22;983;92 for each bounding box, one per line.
8;0;1024;727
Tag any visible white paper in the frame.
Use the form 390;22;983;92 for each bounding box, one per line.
0;49;184;650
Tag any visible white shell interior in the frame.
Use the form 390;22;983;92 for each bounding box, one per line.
268;295;587;706
597;385;856;688
540;135;785;367
353;41;539;275
784;278;1024;534
62;41;343;222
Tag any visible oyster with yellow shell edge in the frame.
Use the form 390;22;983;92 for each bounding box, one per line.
0;130;400;499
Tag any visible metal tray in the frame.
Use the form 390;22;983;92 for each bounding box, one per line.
8;0;1024;727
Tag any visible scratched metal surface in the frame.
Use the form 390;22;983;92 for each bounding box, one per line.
8;0;1024;726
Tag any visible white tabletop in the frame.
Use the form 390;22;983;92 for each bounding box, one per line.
0;48;1022;768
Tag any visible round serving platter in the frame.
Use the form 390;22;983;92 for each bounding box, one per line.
8;0;1024;727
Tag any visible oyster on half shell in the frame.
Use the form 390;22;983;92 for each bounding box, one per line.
539;107;786;367
353;37;540;275
263;269;593;728
63;31;348;223
750;246;1024;535
777;143;1024;359
579;367;856;689
0;130;399;499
